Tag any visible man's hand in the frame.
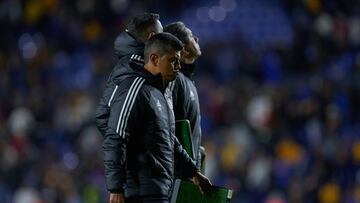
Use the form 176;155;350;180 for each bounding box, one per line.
192;171;212;194
109;192;125;203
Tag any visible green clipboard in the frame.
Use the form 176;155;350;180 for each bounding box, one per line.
170;179;233;203
173;120;233;202
175;120;195;159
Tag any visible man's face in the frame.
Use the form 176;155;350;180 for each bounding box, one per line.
157;50;181;83
182;27;201;64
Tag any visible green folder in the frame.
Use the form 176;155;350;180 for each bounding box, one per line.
173;120;233;203
176;119;206;173
175;120;195;159
170;179;233;203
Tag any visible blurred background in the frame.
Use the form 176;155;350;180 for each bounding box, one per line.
1;0;360;202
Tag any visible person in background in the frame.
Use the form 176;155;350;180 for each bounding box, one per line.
95;12;163;138
164;22;204;174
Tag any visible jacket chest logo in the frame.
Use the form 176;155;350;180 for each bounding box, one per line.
155;99;162;112
166;96;173;110
190;90;195;101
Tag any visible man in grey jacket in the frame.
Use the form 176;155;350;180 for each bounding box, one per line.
104;33;211;203
96;13;163;137
164;22;204;174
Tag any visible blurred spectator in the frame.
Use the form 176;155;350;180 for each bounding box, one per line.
1;0;360;202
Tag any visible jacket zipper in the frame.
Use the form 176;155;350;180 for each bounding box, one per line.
163;90;175;187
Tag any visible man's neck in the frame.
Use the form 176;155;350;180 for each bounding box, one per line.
163;80;169;88
144;64;157;75
144;64;168;88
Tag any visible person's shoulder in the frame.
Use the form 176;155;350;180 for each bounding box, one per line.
137;80;161;101
177;71;186;80
111;76;144;98
139;82;160;96
127;77;147;93
172;72;186;92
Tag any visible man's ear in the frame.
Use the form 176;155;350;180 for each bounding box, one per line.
147;31;156;41
149;53;159;66
181;48;190;60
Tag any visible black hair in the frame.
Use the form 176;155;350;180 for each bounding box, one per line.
127;13;160;40
144;33;184;62
163;21;190;44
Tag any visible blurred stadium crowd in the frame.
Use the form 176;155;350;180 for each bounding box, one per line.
1;0;360;202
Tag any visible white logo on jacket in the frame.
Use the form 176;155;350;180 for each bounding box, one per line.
156;99;162;112
190;90;195;101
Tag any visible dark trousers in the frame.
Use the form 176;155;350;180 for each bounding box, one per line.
126;195;169;203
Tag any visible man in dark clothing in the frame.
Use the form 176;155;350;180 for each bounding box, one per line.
103;33;211;203
95;13;163;137
164;22;204;172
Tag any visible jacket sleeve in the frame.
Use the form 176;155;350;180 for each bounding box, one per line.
102;87;126;193
172;74;203;170
171;76;199;174
171;76;186;120
95;80;118;137
174;135;199;178
95;100;110;137
103;127;127;193
102;77;146;192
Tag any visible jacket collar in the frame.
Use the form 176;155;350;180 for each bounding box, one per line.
180;63;196;78
131;63;166;93
114;31;144;59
